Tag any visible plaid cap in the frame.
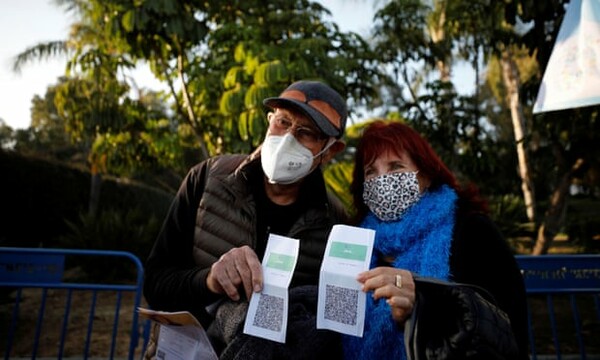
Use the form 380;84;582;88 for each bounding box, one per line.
263;80;348;138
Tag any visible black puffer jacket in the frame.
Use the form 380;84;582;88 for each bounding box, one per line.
143;151;347;327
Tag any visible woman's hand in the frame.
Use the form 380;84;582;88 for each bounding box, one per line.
357;267;416;324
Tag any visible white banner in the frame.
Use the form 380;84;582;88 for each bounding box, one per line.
533;0;600;113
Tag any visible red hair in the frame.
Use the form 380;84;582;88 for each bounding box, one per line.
350;120;487;222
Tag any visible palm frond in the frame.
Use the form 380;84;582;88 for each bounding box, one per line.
12;41;69;74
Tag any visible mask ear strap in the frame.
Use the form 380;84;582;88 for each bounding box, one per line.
313;138;336;159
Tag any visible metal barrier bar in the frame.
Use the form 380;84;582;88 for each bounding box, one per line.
111;291;124;359
33;288;48;358
516;255;600;360
58;289;73;359
547;294;561;359
84;290;98;358
0;247;145;360
571;294;584;359
2;250;598;359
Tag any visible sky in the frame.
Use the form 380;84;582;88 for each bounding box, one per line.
0;0;471;130
0;0;379;130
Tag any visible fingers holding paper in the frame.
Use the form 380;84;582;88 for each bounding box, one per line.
357;267;415;324
206;245;263;301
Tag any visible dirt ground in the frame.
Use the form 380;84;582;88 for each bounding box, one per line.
0;287;149;359
2;254;599;359
527;294;600;356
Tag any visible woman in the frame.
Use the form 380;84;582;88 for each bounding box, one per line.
342;120;529;359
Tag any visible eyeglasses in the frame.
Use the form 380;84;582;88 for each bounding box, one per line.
267;113;328;145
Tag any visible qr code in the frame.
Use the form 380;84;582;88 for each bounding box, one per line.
252;293;284;332
324;284;358;325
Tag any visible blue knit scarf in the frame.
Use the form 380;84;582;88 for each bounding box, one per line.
342;185;458;360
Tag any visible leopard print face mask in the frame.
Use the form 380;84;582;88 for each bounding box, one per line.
362;171;422;221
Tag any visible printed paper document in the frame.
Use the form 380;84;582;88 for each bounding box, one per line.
316;224;375;337
138;307;218;360
243;233;299;343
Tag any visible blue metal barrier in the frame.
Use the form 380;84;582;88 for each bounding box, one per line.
2;249;598;359
0;247;145;360
516;255;600;360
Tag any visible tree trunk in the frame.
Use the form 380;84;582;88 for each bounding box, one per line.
500;48;536;223
152;44;210;160
177;53;210;160
429;1;451;82
532;159;585;255
88;169;102;218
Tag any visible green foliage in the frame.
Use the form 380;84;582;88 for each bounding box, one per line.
324;161;355;217
89;123;186;179
0;120;14;150
391;81;518;194
10;0;598;256
0;151;173;255
15;0;383;160
0;150;89;248
224;66;245;89
12;41;69;74
220;86;245;115
58;207;161;281
254;60;288;85
488;194;529;240
204;0;382;152
373;0;431;64
7;85;84;163
244;84;272;109
238;109;266;147
565;197;600;253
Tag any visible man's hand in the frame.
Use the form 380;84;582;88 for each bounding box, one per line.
206;245;263;301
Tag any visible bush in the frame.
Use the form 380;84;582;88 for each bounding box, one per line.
58;207;162;281
0;151;89;247
487;194;532;253
0;150;174;261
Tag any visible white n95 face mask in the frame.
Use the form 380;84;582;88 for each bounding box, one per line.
261;133;333;184
363;171;422;221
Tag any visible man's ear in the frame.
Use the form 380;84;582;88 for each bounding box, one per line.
321;139;346;163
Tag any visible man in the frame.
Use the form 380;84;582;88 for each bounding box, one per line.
143;80;348;358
